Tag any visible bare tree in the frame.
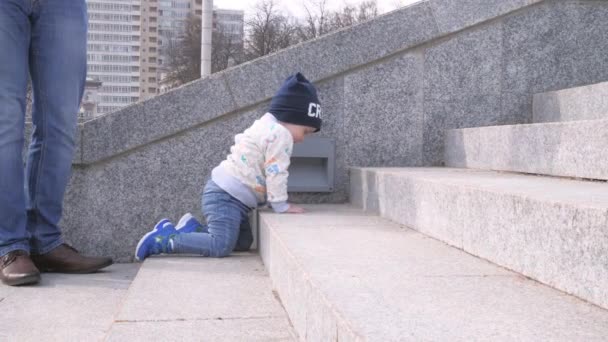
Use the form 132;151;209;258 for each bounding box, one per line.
161;16;201;89
244;0;299;60
297;0;379;41
212;25;244;72
162;14;242;89
297;0;330;41
160;0;378;89
328;1;378;30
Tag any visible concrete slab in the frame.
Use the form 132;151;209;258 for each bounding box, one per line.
260;205;608;341
533;81;608;123
444;119;608;180
111;253;295;340
0;263;139;342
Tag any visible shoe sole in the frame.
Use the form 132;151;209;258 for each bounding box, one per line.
2;273;41;286
36;259;114;274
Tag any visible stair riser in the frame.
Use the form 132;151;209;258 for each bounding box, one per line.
259;218;362;342
351;169;608;310
444;119;608;180
533;82;608;123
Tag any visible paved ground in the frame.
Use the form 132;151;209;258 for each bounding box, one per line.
0;263;139;341
0;253;295;341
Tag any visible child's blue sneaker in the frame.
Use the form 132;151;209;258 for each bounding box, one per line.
175;213;206;233
135;221;177;261
153;218;172;231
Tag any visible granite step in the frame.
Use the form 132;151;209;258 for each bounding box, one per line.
350;167;608;310
259;204;608;341
106;254;296;341
533;81;608;123
0;264;139;341
444;119;608;180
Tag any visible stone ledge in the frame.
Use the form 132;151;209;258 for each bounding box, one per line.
108;255;295;340
444;119;608;180
350;167;608;310
533;81;608;123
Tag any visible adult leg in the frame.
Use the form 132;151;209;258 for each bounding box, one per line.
0;0;41;285
26;0;87;253
27;0;111;272
0;0;32;257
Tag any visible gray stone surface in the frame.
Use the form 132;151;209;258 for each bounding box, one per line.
502;1;608;94
533;81;608;123
260;205;608;341
423;0;608;165
344;52;425;168
351;167;608;310
111;254;295;340
423;24;507;166
0;263;139;341
445;119;608;180
429;0;541;35
82;73;237;164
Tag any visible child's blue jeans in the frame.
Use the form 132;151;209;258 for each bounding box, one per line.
171;180;254;257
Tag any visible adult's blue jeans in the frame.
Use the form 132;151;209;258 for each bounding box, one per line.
171;180;254;257
0;0;87;257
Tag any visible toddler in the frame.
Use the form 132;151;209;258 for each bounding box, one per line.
135;72;322;260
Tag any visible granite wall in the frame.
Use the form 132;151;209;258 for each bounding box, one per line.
56;0;608;260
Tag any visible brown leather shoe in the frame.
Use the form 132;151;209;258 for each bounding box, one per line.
31;244;113;274
1;250;41;286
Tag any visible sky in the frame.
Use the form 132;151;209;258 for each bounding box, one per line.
213;0;423;18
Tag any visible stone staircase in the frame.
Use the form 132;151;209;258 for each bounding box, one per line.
253;82;608;340
352;81;608;309
259;205;608;341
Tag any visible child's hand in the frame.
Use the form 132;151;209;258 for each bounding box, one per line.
285;204;305;214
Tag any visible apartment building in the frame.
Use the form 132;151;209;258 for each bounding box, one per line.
140;0;160;100
86;0;142;115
